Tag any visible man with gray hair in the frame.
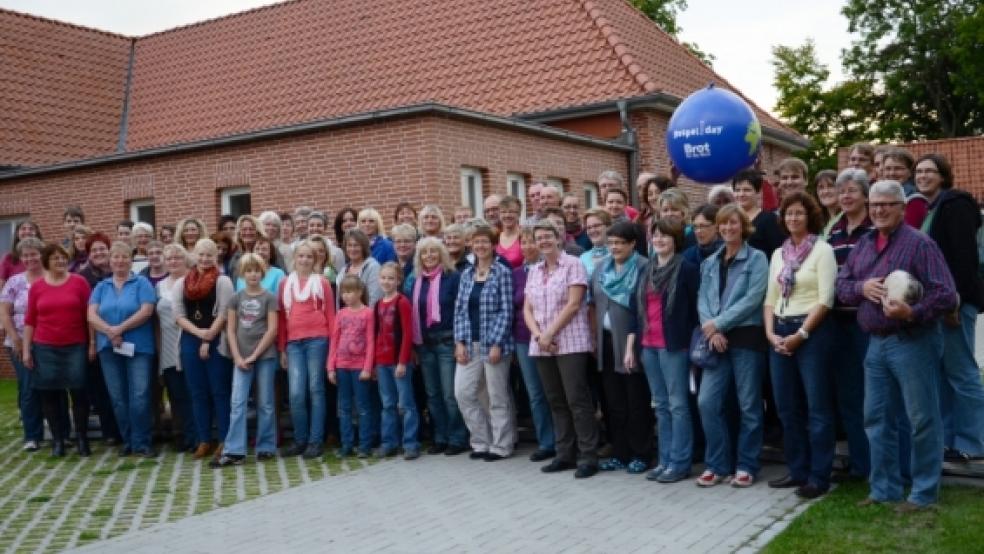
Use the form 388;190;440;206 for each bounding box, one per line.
483;194;502;228
523;182;545;225
540;185;562;210
836;179;957;512
293;206;313;242
598;170;638;220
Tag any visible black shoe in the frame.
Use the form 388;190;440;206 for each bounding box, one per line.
768;474;806;488
135;448;158;459
541;459;576;473
830;472;866;484
119;446;132;457
283;443;307;457
256;452;276;461
104;437;119;446
484;453;507;462
574;464;599;479
302;444;324;459
445;445;468;456
52;439;66;458
529;449;556;462
427;443;447;455
795;484;829;499
469;451;489;460
944;447;971;463
77;436;92;457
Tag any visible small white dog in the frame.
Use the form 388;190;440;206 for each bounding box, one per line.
883;270;923;305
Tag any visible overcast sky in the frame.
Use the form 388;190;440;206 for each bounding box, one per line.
1;0;853;118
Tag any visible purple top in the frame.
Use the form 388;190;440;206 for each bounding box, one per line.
512;264;531;343
836;223;957;335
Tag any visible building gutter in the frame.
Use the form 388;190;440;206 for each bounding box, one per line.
519;93;811;152
616;100;640;205
116;38;137;152
0;103;631;181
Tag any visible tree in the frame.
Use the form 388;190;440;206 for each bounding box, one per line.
629;0;715;66
771;41;881;172
841;0;984;139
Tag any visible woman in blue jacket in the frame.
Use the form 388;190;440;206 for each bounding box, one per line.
695;204;769;488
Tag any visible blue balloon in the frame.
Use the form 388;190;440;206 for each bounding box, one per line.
666;84;762;184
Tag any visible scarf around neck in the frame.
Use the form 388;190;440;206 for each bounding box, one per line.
649;253;683;316
412;265;443;344
600;252;640;309
778;234;817;299
283;272;324;314
184;266;218;301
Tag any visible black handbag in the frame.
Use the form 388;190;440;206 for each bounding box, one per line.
689;328;720;369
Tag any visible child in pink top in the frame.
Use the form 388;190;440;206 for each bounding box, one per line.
327;275;375;457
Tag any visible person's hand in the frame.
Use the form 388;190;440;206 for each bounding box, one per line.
709;333;728;353
86;342;97;362
783;333;804;354
327;371;337;385
199;341;210;360
670;163;681;184
537;332;554;353
882;297;913;321
111;335;123;348
234;355;249;370
395;363;407;379
455;343;469;364
280;352;288;369
105;325;122;341
10;337;23;361
488;345;502;364
23;348;33;369
359;370;371;382
201;328;217;342
623;349;636;371
701;320;718;339
943;308;960;328
862;278;886;304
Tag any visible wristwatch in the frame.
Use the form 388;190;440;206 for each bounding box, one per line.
796;328;810;340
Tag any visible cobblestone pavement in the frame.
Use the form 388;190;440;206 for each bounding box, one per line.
73;449;809;554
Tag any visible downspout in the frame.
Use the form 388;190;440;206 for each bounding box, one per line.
616;100;639;206
116;38;137;153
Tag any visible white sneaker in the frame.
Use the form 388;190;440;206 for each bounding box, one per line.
23;440;40;452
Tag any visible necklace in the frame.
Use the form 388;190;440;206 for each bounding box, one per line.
475;264;491;280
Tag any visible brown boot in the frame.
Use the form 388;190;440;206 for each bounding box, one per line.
212;442;224;462
193;442;213;459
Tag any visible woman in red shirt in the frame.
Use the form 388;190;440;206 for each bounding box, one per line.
23;242;91;457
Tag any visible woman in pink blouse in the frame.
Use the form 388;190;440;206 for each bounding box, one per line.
523;221;599;478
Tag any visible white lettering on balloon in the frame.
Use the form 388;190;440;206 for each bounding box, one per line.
683;143;712;158
672;120;724;140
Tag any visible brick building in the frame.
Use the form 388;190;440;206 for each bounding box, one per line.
0;0;806;375
837;136;984;205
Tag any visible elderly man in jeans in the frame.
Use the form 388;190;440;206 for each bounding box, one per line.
836;180;957;512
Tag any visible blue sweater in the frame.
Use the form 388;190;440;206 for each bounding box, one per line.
697;243;769;332
404;270;461;338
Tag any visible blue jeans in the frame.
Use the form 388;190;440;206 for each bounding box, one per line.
515;343;555;452
99;351;154;452
162;367;195;449
9;347;44;442
642;347;692;474
336;369;372;452
180;334;233;445
770;317;835;489
286;337;327;445
416;340;468;447
940;303;984;455
377;364;420;451
830;313;870;477
698;347;766;476
225;357;278;456
865;325;944;506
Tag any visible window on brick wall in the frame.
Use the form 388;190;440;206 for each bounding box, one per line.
583;182;599;209
221;187;251;219
507;173;527;218
460;168;484;217
0;217;22;257
129;199;156;228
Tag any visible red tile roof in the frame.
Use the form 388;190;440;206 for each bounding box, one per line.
1;0;799;166
0;9;131;166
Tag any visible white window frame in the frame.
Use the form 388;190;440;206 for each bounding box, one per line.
129;198;155;225
0;216;21;258
507;172;527;218
220;186;251;218
460;168;484;218
545;177;566;193
583;182;599;209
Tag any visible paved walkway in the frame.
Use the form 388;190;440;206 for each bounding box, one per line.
73;450;809;554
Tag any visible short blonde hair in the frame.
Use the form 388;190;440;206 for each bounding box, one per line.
715;204;755;239
658;189;691;222
777;157;809;178
132;222;154;237
413;236;455;275
109;241;133;258
390;223;417;241
162;243;193;267
237;252;268;277
358;208;386;237
193;238;218;256
418;204;446;235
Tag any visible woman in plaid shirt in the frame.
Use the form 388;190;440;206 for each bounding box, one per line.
453;225;516;460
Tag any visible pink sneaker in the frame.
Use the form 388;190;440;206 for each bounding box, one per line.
730;470;755;488
695;470;729;487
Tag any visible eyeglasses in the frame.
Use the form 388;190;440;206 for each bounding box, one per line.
586;223;606;231
867;201;903;210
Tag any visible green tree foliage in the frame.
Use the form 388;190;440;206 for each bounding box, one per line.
629;0;715;66
841;0;984;138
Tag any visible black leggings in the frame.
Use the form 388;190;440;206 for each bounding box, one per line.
40;389;89;441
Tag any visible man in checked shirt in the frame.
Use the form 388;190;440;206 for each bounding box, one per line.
836;180;958;513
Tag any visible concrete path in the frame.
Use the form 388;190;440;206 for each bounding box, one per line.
73;449;808;554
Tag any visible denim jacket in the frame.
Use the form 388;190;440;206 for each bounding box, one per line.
453;262;514;359
698;242;768;331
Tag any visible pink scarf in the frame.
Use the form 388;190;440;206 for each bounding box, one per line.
412;266;443;345
778;234;817;299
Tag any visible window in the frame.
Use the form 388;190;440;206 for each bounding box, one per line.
221;187;251;218
584;182;599;209
460;168;483;217
129;199;156;228
0;217;20;257
507;173;527;218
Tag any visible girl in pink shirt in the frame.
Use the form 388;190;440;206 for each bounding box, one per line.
328;275;375;457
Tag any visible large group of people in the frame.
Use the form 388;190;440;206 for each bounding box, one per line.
2;143;983;512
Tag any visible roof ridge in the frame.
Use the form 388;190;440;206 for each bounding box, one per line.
137;0;297;39
0;6;131;39
579;0;658;95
